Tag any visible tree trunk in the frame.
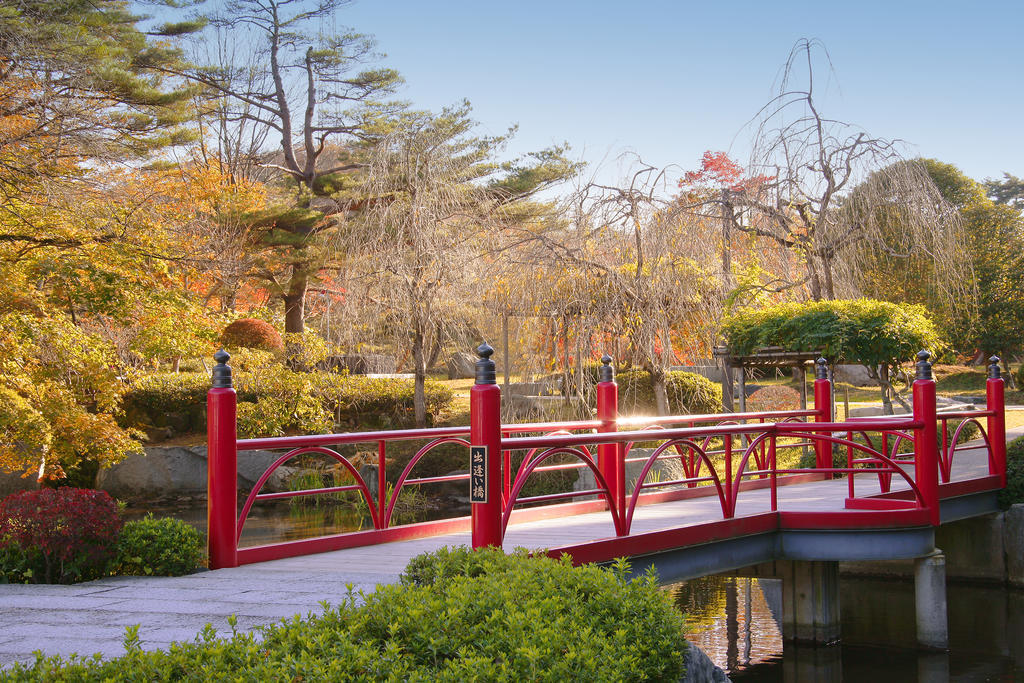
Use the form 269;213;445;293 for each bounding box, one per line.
806;254;823;300
648;364;670;416
821;257;836;299
1002;354;1016;390
412;324;427;428
283;268;308;335
283;268;308;370
878;364;894;415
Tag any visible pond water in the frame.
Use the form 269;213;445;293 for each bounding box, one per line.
667;575;1024;681
123;495;466;547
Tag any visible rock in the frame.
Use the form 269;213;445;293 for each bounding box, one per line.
0;469;37;497
506;381;560;397
681;642;731;682
446;351;477;379
96;446;296;498
833;364;876;387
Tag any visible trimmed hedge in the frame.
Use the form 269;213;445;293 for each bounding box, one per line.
121;370;455;438
221;318;283;352
616;369;723;416
723;298;942;368
3;548;688;681
999;436;1024;510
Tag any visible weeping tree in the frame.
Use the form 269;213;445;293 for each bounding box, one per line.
682;39;971;307
506;157;725;415
341;103;577;426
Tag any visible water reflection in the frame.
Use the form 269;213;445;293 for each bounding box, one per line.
669;577;784;675
668;575;1024;682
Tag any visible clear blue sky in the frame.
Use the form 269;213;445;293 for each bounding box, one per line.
340;0;1022;187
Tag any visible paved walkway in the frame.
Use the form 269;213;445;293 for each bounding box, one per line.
2;425;1020;669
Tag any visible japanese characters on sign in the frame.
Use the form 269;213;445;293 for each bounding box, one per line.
470;445;487;503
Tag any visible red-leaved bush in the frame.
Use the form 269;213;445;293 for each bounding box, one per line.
0;488;123;583
222;318;284;352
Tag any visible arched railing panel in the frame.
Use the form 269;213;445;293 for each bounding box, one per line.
236;446;380;539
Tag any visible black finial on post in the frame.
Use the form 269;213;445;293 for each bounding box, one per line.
599;354;614;383
212;349;233;388
915;350;933;381
988;355;1002;379
475;343;496;385
814;357;829;380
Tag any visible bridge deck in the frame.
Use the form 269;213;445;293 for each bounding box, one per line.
0;442;998;667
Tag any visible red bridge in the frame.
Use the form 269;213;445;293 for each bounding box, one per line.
205;347;1008;647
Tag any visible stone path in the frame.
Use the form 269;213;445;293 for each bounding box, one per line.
2;425;1020;669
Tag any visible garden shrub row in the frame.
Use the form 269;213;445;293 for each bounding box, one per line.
998;435;1024;509
0;488;203;584
565;363;723;416
3;548;688;681
121;368;455;438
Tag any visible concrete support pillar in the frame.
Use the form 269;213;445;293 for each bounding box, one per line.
781;560;841;644
915;550;948;650
917;652;950;683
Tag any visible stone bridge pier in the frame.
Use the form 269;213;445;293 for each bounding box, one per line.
741;553;948;650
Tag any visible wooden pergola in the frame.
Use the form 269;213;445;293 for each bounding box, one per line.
712;346;824;414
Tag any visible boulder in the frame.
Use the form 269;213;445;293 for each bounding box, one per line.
833;364;876;387
681;643;731;682
96;446;296;498
0;469;37;497
446;351;478;379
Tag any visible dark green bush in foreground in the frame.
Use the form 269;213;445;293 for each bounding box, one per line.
115;516;204;577
2;548;687;681
998;436;1024;509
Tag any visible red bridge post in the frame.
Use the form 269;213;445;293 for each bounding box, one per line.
596;355;624;520
470;344;503;549
813;357;833;470
912;350;940;525
987;356;1007;487
207;350;238;569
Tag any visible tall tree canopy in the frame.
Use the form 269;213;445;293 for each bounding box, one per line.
181;0;403;334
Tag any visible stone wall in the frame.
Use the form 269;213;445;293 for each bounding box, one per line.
841;505;1024;587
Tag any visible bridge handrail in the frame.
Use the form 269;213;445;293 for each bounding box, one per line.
205;349;1008;569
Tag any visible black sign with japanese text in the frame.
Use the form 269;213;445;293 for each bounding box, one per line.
470;445;487;503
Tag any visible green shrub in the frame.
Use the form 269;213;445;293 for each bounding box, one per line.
998;436;1024;509
115;515;204;577
0;488;122;584
4;549;688;681
221;318;283;352
616;369;722;416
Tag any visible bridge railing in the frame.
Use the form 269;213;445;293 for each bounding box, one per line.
206;347;1006;567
